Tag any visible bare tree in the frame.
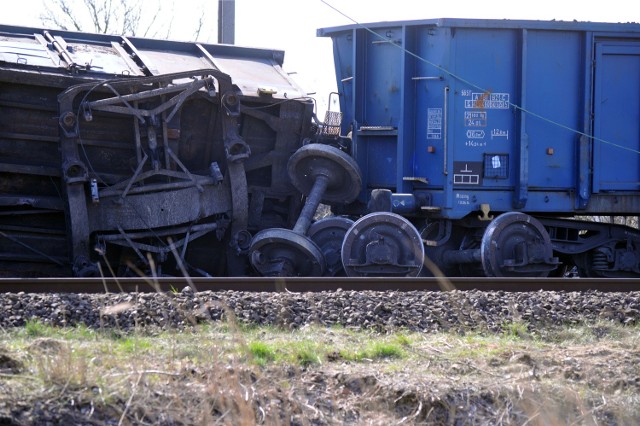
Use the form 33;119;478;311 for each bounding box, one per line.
39;0;210;40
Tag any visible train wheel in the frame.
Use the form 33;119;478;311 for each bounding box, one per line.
288;144;362;204
341;212;424;277
249;228;325;277
308;216;354;276
480;212;557;277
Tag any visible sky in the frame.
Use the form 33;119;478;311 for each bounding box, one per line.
2;0;639;116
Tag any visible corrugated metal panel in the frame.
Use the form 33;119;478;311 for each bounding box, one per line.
0;25;307;99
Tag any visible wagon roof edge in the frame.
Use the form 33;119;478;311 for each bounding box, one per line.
317;17;640;36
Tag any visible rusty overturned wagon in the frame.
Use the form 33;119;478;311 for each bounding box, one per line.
0;24;362;277
4;18;640;279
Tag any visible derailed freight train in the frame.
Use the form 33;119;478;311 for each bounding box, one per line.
0;24;356;277
4;18;640;279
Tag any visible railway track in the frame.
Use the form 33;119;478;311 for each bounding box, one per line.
1;276;639;293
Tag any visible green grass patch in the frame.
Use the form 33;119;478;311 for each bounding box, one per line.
501;320;531;339
117;337;153;354
23;319;55;337
393;333;412;346
339;341;405;362
368;342;404;359
295;343;321;367
246;339;324;367
248;341;277;365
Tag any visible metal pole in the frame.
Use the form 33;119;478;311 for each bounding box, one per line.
218;0;235;44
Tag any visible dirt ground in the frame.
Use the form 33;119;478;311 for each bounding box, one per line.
319;340;640;425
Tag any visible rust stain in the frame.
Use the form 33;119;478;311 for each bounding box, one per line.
473;91;492;109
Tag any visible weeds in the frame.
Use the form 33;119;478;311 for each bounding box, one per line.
501;320;531;339
538;319;640;345
23;319;54;337
2;315;639;424
35;344;90;389
394;333;412;346
295;343;321;367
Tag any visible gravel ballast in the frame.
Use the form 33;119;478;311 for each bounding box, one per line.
2;289;639;332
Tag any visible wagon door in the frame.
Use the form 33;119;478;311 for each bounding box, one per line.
593;42;640;192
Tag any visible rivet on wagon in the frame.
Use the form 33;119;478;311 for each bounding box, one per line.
62;112;76;128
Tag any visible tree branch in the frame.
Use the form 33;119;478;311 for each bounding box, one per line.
38;0;197;39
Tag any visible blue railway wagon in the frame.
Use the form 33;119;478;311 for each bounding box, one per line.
318;19;640;278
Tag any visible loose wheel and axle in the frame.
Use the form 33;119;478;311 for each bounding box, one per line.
249;144;362;276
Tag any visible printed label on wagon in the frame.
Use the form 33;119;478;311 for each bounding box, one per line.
464;111;487;127
455;193;471;205
427;108;442;139
466;130;485;139
453;161;482;185
491;129;509;140
465;92;510;109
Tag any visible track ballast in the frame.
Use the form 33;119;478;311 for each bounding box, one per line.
1;277;639;333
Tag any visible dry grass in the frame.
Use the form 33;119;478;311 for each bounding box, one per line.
1;317;639;425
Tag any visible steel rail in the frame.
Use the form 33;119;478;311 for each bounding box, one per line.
0;277;639;293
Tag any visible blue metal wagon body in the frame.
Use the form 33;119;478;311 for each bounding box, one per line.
319;18;640;220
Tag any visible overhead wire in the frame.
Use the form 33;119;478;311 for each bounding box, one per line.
319;0;640;155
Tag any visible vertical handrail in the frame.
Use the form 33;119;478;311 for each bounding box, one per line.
443;85;449;176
